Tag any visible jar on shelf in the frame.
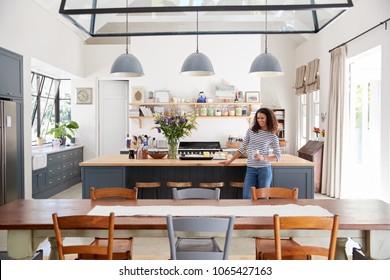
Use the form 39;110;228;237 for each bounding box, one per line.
222;105;229;116
200;105;207;116
229;105;236;116
207;105;215;116
194;106;200;116
242;105;248;116
215;105;222;116
235;105;242;116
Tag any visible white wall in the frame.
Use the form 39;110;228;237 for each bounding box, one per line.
81;34;296;157
294;0;390;201
0;0;85;198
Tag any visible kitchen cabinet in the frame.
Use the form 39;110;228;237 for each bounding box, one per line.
129;102;261;128
0;47;23;99
32;146;83;198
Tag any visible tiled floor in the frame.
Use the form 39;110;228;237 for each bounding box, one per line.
0;184;333;259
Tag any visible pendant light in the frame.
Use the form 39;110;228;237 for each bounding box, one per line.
249;1;284;77
110;0;144;77
181;12;214;76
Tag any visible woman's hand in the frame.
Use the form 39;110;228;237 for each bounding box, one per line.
219;159;233;166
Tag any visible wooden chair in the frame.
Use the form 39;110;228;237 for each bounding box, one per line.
172;187;220;200
230;181;244;199
86;187;137;260
135;182;161;199
166;214;235;260
52;212;115;260
273;214;340;260
252;186;301;260
91;187;138;200
251;186;299;200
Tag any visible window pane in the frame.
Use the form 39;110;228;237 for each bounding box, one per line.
59;80;72;123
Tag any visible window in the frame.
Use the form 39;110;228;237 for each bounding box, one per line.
31;72;71;144
298;90;320;148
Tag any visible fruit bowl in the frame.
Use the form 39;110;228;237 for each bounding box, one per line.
148;152;168;159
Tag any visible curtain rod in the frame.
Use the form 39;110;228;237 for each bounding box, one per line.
329;17;389;53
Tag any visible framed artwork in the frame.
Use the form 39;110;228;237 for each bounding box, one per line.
154;90;170;103
215;84;235;97
245;91;261;102
132;87;144;103
76;88;93;104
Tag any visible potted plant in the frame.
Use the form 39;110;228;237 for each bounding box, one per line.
47;120;79;145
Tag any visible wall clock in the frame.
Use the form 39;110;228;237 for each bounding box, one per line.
76;88;92;104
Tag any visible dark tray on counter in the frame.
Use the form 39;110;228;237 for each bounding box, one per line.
179;155;214;160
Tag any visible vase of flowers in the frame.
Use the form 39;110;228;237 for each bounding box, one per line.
152;113;198;159
313;127;325;141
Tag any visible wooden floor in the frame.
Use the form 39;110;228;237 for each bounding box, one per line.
0;183;333;260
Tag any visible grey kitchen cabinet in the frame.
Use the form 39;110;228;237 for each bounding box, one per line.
0;47;23;99
32;146;83;199
81;164;314;199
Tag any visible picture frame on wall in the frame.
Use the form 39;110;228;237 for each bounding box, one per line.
245;91;261;102
76;87;93;104
132;87;144;103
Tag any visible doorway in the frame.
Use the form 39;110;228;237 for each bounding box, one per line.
344;46;381;198
98;80;129;156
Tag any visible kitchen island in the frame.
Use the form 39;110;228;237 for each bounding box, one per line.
80;154;314;199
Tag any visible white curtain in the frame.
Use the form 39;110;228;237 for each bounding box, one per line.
322;46;349;198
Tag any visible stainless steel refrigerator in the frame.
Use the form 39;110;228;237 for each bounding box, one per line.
0;100;18;205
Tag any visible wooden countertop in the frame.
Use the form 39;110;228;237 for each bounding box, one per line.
80;154;314;167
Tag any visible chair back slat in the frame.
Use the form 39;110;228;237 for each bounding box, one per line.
90;187;138;200
251;186;298;200
172;187;220;200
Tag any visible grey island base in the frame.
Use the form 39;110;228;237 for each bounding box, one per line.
80;154;314;199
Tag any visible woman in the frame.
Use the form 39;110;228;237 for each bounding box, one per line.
220;108;281;199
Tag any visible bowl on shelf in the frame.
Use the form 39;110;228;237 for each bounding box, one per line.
148;151;168;159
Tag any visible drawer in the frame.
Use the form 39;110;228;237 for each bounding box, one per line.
47;153;63;164
48;174;63;187
47;163;62;177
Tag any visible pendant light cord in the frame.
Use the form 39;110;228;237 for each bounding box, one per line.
126;0;129;54
196;11;199;53
265;0;268;53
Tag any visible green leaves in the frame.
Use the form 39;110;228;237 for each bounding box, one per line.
152;114;198;140
47;120;79;140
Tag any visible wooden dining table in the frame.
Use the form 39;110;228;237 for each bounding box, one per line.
0;198;390;259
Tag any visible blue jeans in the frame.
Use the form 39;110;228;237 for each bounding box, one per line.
243;166;272;199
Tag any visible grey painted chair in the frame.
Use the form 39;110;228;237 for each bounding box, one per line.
166;214;235;260
172;187;220;200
